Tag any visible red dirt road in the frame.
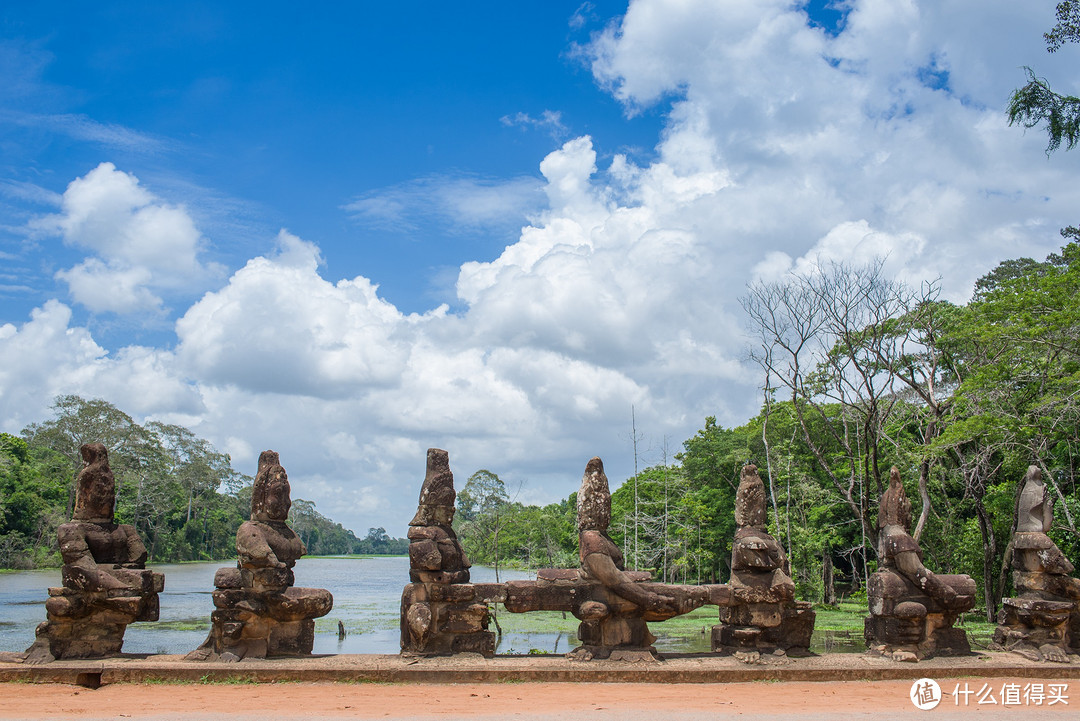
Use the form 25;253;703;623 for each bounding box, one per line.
0;678;1073;720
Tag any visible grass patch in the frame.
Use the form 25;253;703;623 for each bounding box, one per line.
144;618;211;632
489;609;579;635
140;676;312;686
336;678;399;685
489;600;999;654
812;600;869;631
304;554;407;560
198;674;260;684
491;605;719;638
141;677;191;685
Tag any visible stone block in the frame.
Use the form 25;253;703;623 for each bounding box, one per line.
470;583;507;603
504;580;579;613
214;567;242;589
450;631;495;656
705;584;731;607
721;602;782;628
537;569;581;582
268;619;315;655
407;526;438;540
729;569;794;604
265;586;334;622
45;594;87;619
241;566;294;592
409;569;470;584
212;589;250;609
135;592;159;622
409;540;442;571
426;584;478;603
711;624;762;650
578;615;654;649
440;603;490;634
109;567;157;593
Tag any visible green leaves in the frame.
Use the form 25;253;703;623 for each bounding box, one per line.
1008;68;1080;155
1009;4;1080;154
2;395;361;567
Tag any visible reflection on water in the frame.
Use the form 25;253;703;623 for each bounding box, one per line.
811;629;865;654
0;560;870;655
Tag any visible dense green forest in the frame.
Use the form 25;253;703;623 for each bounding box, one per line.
0;396;406;569
454;240;1080;622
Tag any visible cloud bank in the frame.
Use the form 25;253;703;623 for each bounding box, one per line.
2;0;1077;535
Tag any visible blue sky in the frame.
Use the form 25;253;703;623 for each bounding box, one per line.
2;1;1078;535
2;2;667;332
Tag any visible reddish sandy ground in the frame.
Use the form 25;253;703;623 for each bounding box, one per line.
0;678;1074;720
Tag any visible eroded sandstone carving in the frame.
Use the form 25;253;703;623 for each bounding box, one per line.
400;448;502;656
24;443;164;663
993;466;1080;662
187;450;332;662
712;464;814;655
504;457;718;661
865;467;975;661
571;457;711;658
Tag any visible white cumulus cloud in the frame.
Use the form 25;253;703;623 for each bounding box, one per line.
35;162;224;314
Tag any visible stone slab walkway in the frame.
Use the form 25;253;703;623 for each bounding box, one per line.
2;651;1079;686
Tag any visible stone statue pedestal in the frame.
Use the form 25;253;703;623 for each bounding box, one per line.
865;570;975;659
190;567;332;661
400;581;503;656
712;569;814;653
26;566;163;663
993;596;1074;661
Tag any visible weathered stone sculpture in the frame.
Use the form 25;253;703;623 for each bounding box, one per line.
713;465;814;655
400;448;503;656
187;450;332;662
572;457;710;658
865;467;975;661
993;466;1080;662
25;443;163;663
503;457;716;661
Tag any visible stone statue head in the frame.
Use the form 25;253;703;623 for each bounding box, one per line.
577;457;611;532
72;442;115;522
878;466;912;530
1016;465;1052;533
734;464;768;530
251;450;291;522
410;448;456;526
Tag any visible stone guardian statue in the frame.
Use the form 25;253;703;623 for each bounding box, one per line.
187;450;332;661
25;443;164;663
865;467;975;661
993;465;1080;662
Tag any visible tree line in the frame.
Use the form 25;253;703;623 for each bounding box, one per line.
0;396;405;569
454;239;1080;623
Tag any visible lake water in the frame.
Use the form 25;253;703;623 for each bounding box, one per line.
0;558;559;655
0;558;865;655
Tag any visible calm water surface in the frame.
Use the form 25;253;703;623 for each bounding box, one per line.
0;557;541;655
0;558;864;655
